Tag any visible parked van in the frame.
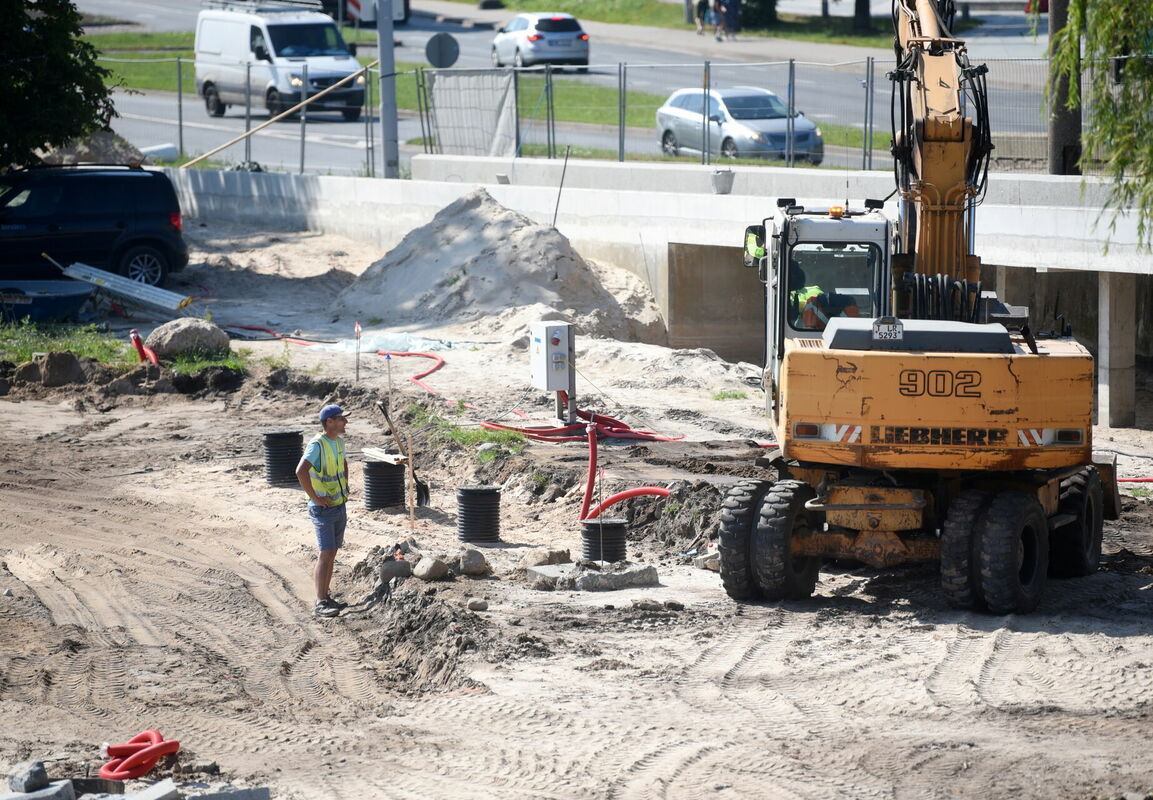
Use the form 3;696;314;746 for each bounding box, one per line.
195;4;365;121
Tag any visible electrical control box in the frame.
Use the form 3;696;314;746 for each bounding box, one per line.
530;321;574;393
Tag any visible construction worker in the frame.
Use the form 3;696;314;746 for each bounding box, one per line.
789;264;859;331
296;403;352;617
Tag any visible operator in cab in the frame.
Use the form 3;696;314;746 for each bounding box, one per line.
788;262;861;331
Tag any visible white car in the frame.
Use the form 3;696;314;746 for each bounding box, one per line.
491;12;589;70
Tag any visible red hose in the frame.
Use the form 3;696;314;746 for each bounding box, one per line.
99;730;180;781
583;487;672;520
128;329;158;365
375;350;444;394
1119;477;1153;482
579;424;598;521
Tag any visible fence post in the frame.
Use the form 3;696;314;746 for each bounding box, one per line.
617;62;626;163
245;62;252;165
366;65;375;176
545;65;555;159
866;56;876;170
176;57;184;160
513;68;521;156
861;57;871;170
786;59;796;168
702;59;710;166
299;63;308;173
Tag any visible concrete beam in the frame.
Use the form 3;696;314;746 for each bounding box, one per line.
1097;271;1137;427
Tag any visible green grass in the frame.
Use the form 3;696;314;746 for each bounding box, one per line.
407;402;527;456
1129;486;1151;499
713;389;748;400
167;348;248;375
0;320;133;365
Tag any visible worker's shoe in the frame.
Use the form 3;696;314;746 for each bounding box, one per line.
326;595;348;610
313;598;341;617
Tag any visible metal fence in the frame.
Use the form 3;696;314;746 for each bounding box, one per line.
99;55;1083;177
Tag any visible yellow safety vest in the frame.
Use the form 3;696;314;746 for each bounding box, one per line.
307;434;348;506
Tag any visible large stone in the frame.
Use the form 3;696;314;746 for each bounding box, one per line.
555;563;659;592
8;761;48;792
0;779;76;800
13;361;41;383
144;318;231;359
466;597;489;611
456;547;492;576
38;351;87;386
413;556;449;581
378;558;412;582
126;778;178;800
517;548;571;568
189;789;271;800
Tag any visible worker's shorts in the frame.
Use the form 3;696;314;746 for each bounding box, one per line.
309;502;347;551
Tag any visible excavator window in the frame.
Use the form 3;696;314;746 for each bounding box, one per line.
787;242;880;332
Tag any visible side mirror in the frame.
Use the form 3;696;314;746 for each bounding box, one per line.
709;114;723;124
348;42;357;56
743;224;766;268
254;44;270;62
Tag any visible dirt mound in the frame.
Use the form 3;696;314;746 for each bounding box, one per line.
329;188;666;343
37;129;147;165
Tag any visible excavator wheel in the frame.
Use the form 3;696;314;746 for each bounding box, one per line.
1049;466;1104;578
977;491;1050;614
718;479;772;600
751;479;820;601
940;489;992;609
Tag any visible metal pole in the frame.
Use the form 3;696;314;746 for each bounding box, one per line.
245;62;252;165
513;68;521;156
617;62;625;163
176;57;184;160
861;57;870;170
702;60;710;166
546;65;555;159
365;65;374;175
866;57;875;170
299;63;308;173
376;0;399;178
787;59;796;167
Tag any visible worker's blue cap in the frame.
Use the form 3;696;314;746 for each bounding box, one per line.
319;404;348;423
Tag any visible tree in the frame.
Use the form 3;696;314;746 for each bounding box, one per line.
743;0;779;28
0;0;116;169
1050;0;1153;247
852;0;872;33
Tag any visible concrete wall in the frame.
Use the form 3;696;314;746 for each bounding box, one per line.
165;161;1153;363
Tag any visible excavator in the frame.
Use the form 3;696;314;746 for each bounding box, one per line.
724;0;1121;613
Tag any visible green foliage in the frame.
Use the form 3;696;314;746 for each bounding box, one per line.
1050;0;1153;247
713;389;748;400
257;342;293;369
406;402;527;457
0;320;132;364
490;0;685;27
167;348;248;375
1128;486;1150;498
1;1;117;168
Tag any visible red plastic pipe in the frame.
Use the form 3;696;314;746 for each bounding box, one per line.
579;424;598;521
583;487;672;520
128;329;158;365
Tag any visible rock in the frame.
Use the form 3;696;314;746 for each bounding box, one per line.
466;597;489;611
144;318;231;359
378;559;413;582
413;556;449;581
102;376;136;396
631;597;663;612
9;761;48;792
457;547;492;576
126;778;179;800
556;563;659;592
477;442;500;453
530;577;556;591
13;361;41;383
0;779;76;800
693;553;719;571
70;778;123;796
517;548;571;568
38;352;87;387
188;788;271;800
664;600;685;611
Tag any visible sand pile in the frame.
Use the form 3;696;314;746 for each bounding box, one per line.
38;129;147;165
330;188;666;343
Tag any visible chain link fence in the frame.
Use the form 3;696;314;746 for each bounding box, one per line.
99;54;1088;177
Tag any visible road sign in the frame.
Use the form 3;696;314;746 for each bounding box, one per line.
425;32;460;69
348;0;361;19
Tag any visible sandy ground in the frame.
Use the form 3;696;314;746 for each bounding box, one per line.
3;216;1153;800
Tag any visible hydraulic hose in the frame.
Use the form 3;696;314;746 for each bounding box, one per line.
583;486;672;521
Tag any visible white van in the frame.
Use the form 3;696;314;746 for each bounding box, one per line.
195;5;365;121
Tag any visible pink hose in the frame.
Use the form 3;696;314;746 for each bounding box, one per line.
583;487;672;520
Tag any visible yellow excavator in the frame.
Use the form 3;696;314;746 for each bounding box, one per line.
724;0;1120;613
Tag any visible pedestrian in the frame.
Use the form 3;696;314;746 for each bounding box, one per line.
296;403;352;617
695;0;709;35
725;0;741;40
712;0;727;41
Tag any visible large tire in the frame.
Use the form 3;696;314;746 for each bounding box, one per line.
491;48;502;68
1050;467;1104;578
721;138;738;159
267;88;288;118
717;479;772;600
977;492;1049;614
341;106;361;122
204;84;225;117
661;130;679;157
513;50;525;68
751;479;821;601
118;244;170;286
940;489;992;609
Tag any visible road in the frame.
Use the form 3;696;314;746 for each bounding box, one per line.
82;0;1045;174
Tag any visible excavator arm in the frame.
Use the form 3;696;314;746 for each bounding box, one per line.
889;0;993;307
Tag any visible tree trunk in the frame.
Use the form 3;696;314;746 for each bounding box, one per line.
853;0;871;32
1047;0;1081;174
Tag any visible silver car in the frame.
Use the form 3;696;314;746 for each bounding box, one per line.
491;12;590;70
656;87;824;164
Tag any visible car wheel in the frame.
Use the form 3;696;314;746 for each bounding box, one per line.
661;130;679;157
513;50;524;68
721;138;738;159
119;244;171;287
491;48;502;68
204;84;225;117
576;61;589;74
267;88;287;118
341;106;361;122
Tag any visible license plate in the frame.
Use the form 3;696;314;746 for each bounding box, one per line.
872;317;903;342
550;40;572;46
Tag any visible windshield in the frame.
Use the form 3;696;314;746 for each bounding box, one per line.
723;94;788;120
267;23;350;57
787;242;881;332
